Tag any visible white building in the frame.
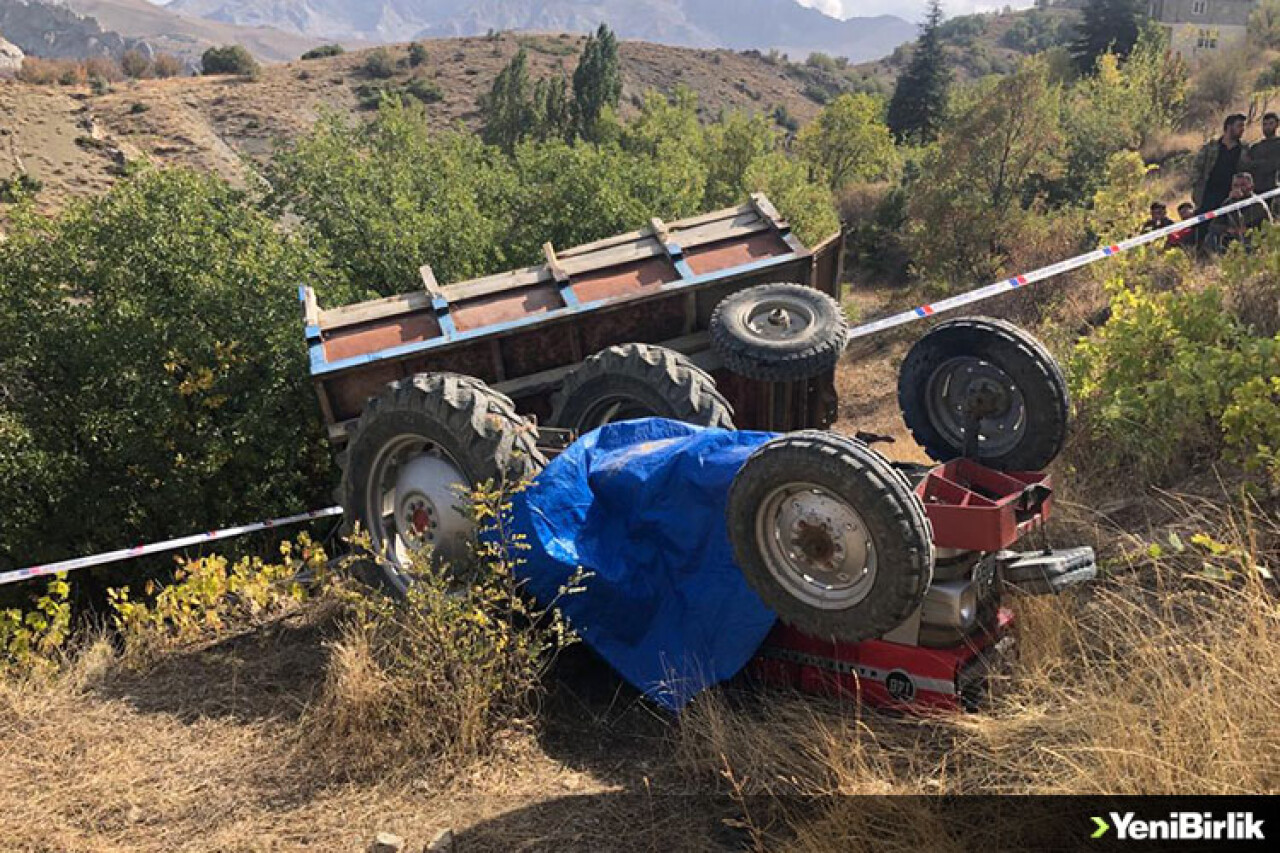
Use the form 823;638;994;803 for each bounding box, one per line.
1148;1;1256;62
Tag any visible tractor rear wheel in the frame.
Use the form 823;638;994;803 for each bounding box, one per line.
550;343;735;434
898;317;1070;472
338;373;545;594
727;432;934;643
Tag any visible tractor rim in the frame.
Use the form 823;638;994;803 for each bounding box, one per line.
755;482;877;610
741;297;815;343
364;434;471;569
925;356;1027;457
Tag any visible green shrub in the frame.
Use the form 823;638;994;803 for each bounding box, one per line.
362;47;397;79
201;44;260;78
0;172;43;203
408;42;429;67
130;101;150;115
0;576;71;676
301;44;345;61
120;49;151;79
109;538;322;664
0;169;343;571
405;77;443;104
1070;279;1279;487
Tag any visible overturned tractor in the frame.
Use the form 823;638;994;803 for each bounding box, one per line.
300;196;1093;711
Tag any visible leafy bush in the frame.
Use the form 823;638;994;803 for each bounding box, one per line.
306;487;572;775
271;97;838;298
151;53;185;78
408;42;429;67
301;44;345;61
0;576;71;676
362;47;397;79
109;538;322;664
121;49;151;79
0;169;341;571
201;45;260;78
0;172;42;203
1070;277;1280;487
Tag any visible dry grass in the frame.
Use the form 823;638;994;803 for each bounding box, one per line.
673;490;1279;848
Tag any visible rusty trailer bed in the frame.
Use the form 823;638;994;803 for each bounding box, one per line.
302;194;844;440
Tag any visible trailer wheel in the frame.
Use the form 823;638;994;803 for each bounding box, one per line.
727;432;934;643
710;283;848;382
338;373;545;594
550;343;735;433
898;317;1070;472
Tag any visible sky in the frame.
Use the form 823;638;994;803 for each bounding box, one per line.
795;1;1036;23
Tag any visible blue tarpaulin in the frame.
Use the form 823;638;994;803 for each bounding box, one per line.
508;419;778;710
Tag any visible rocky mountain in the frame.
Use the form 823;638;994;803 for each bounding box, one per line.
165;0;917;61
0;1;323;62
0;30;23;74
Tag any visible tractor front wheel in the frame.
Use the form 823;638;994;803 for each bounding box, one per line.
727;432;934;642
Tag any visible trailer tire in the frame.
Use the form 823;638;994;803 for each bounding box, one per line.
898;317;1069;472
338;373;545;594
727;432;934;643
550;343;735;433
710;283;848;382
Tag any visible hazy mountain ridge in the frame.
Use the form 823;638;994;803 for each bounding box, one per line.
166;0;917;61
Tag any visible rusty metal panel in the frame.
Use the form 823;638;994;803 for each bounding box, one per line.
810;231;844;299
580;297;687;354
684;232;792;277
500;325;581;378
571;256;679;304
327;363;404;423
323;312;442;363
452;283;565;333
401;342;499;385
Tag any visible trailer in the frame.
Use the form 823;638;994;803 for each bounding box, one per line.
300;193;845;445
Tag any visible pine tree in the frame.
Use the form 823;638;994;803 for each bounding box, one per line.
1071;0;1143;73
532;75;572;142
480;48;535;153
887;1;952;145
572;24;622;141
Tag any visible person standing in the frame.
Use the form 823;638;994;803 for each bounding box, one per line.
1250;112;1280;196
1192;114;1249;215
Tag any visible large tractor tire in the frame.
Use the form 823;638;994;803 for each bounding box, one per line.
338;373;545;594
710;283;848;382
549;343;735;434
726;432;934;643
898;317;1070;472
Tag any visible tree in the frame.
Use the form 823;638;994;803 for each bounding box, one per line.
1071;0;1142;74
1250;0;1280;50
572;24;622;141
200;45;259;78
120;49;151;79
906;57;1066;283
797;93;899;193
480;48;536;153
531;74;572;142
0;170;338;570
887;1;952;145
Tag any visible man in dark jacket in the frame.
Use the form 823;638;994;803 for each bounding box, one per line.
1249;112;1280;195
1192;114;1249;215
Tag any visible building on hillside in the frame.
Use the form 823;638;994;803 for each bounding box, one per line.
1148;1;1256;62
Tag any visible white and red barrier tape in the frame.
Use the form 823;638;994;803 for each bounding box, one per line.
846;187;1280;340
0;507;343;588
4;188;1278;589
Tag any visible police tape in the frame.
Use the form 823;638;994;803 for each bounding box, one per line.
5;188;1279;590
846;186;1280;340
0;506;344;588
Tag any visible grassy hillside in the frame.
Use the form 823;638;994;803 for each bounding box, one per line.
0;33;826;215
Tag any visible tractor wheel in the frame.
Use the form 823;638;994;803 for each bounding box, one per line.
338;373;545;594
710;283;848;382
550;343;735;434
727;432;934;643
898;317;1070;472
